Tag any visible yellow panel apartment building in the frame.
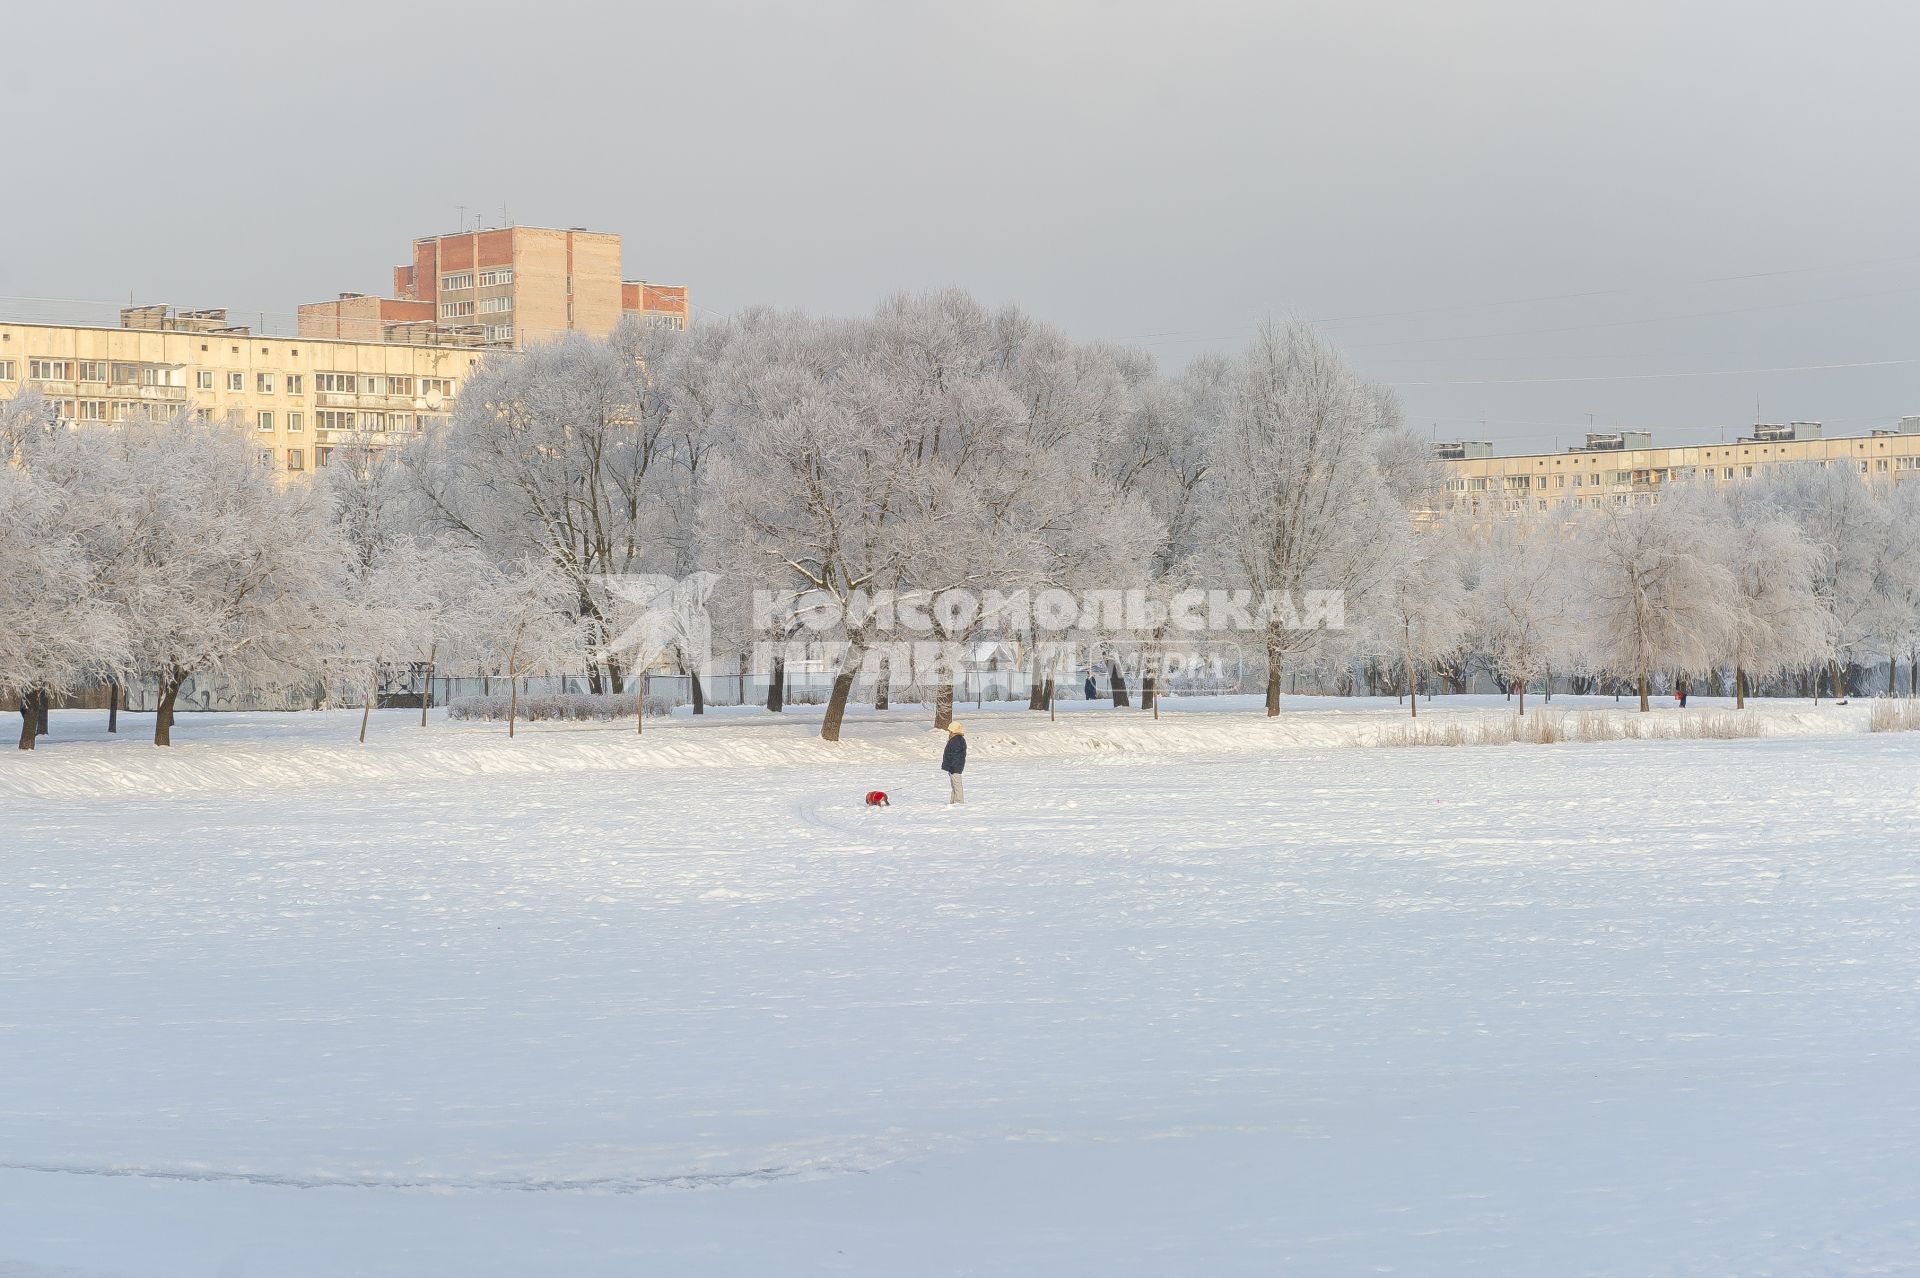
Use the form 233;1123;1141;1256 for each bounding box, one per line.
1437;423;1920;518
0;308;484;476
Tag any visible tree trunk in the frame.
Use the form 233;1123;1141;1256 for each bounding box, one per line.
1405;624;1417;719
1638;671;1650;713
1829;659;1847;701
1518;680;1526;717
1141;660;1157;713
766;656;785;713
1028;656;1045;711
34;689;49;737
508;643;519;738
690;669;705;715
637;672;646;736
821;668;858;741
154;673;183;747
107;678;119;734
1736;664;1747;710
17;690;36;751
420;647;436;727
1047;669;1057;722
359;671;375;744
932;681;954;732
875;655;890;711
1107;659;1130;709
1264;664;1281;717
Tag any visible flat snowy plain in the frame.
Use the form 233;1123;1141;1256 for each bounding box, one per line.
1;695;1916;1276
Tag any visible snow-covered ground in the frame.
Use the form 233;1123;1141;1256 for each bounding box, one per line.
2;696;1916;1276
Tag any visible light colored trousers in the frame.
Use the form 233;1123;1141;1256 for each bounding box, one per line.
948;772;964;804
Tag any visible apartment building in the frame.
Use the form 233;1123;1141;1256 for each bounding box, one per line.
1437;421;1920;519
0;308;482;476
298;225;689;350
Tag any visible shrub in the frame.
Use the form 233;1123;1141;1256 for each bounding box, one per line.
446;691;677;723
1869;700;1920;733
1378;708;1765;750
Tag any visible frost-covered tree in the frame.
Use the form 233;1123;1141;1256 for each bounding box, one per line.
412;323;676;693
0;466;126;749
1871;481;1920;697
1208;321;1408;715
463;558;586;738
1759;464;1889;698
1577;498;1739;711
1468;516;1577;715
1695;486;1828;708
1373;514;1470;716
703;311;912;741
99;415;342;745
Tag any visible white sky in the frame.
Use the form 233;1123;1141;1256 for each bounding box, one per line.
6;0;1918;452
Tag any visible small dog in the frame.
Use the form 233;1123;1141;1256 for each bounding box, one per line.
864;790;890;807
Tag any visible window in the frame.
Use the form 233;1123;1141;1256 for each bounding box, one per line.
227;372;245;392
111;363;139;385
440;300;475;317
0;360;14;380
258;449;275;467
385;376;415;396
390;413;414;433
485;324;513;342
1859;461;1869;473
478;268;512;287
315;409;355;431
441;272;474;291
29;359;72;380
286;448;305;472
111;402;140;422
257;411;274;432
257;372;275;393
196;370;215;390
1724;467;1734;479
77;361;109;382
646;313;687;331
479;295;512;313
287;412;304;433
360;411;388;432
284;374;303;395
77;400;108;421
1877;459;1889;473
315;446;333;467
315;372;357;393
421;377;453;397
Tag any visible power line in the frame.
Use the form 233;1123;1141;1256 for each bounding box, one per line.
1389;357;1920;388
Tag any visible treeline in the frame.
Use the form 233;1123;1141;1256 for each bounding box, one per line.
4;289;1917;749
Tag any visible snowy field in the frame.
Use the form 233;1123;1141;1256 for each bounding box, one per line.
2;695;1917;1276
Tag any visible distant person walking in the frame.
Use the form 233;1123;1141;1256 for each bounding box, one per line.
1084;672;1098;701
1676;680;1689;709
941;722;967;804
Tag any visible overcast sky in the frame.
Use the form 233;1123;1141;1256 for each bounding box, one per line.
7;0;1918;453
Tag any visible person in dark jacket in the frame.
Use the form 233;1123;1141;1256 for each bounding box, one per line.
941;722;967;804
1084;672;1098;701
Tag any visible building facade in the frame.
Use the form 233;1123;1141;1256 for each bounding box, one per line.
1437;422;1920;519
298;225;689;350
0;309;484;476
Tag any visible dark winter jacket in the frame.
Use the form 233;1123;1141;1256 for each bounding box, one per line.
941;734;967;774
1084;676;1098;700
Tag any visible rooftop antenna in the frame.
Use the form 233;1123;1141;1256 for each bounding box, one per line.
456;204;467;233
